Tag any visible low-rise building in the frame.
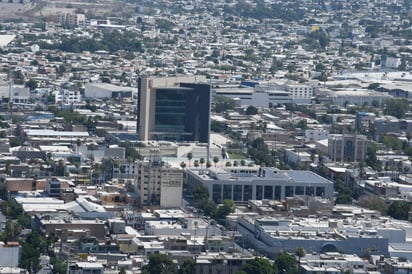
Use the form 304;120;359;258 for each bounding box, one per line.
85;83;133;99
187;167;334;203
236;214;411;258
300;253;366;274
68;262;104;274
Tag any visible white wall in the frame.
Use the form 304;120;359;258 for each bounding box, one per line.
0;243;20;267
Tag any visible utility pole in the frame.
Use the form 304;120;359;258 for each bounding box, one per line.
8;69;12;120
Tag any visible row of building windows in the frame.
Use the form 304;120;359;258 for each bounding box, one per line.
212;184;325;203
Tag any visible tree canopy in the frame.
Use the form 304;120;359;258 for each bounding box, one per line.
388;201;410;220
213;95;236;113
383;99;409;119
240;258;274;274
40;30;144;53
178;258;196;274
245;105;258;115
274;253;297;274
212;199;235;221
142;253;177;274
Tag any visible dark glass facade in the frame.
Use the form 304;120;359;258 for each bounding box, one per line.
151;83;210;142
154;88;187;134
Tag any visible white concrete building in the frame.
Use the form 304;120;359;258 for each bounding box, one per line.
85;83;133;99
134;156;183;208
0;85;30;103
285;82;313;104
54;90;82;105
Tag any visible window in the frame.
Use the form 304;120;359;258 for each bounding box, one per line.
243;185;252;201
233;185;242;201
264;186;273;200
212;184;222;203
274;186;281;200
223;185;232;200
256;185;263;200
316;187;325;197
285;186;294;197
295;186;304;195
306;186;314;196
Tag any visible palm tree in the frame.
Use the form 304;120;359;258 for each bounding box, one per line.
194;160;199;168
221;148;226;160
295;247;306;271
213;156;219;167
200;158;205;168
180;161;186;169
76;138;81;154
187;152;193;167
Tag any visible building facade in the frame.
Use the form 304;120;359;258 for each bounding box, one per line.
374;116;412;141
186;167;334;204
328;134;368;162
237;216;392;259
134;156;183;208
285;83;313;104
137;76;211;142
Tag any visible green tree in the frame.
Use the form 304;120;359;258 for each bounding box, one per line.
212;199;235;222
381;135;404;151
187;152;193;167
193;186;209;201
241;257;274;274
20;230;48;272
9;137;22;147
2;200;25;222
295;247;306;271
200;158;205;168
214;95;236;113
195;198;217;216
25;79;38;91
247;138;274;167
334;179;353;204
388;201;410;220
296;119;308;130
51;257;66;274
2;220;21;242
358;195;388;215
245;105;258;115
274;252;297;274
119;266;126;274
213;156;219;167
366;143;381;171
383;99;409;119
211;120;227;133
142;254;177;274
178;258;196;274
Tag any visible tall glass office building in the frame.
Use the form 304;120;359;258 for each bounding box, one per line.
137;76;211;142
